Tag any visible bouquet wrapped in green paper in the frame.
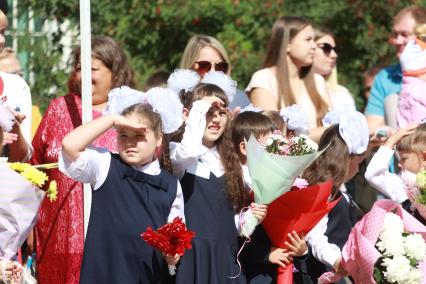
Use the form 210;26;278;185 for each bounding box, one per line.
240;131;324;237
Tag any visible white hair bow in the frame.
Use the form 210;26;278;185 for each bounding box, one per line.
103;85;183;134
322;105;369;155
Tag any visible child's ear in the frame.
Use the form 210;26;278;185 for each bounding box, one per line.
422;150;426;168
239;141;247;157
156;133;163;148
182;108;189;121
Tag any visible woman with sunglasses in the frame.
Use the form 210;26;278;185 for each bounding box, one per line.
246;16;331;142
180;34;250;109
313;28;355;110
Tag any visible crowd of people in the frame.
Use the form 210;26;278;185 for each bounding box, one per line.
1;3;426;284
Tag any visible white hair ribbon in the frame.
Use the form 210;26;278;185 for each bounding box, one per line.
280;104;309;135
322;105;369;155
201;71;237;103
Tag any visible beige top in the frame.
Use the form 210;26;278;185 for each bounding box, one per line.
246;67;330;128
328;84;356;110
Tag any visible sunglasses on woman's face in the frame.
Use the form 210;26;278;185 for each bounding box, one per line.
317;42;337;56
195;61;229;76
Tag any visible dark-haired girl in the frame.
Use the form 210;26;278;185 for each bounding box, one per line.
171;83;267;284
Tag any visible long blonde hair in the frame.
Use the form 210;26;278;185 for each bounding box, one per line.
180;34;231;75
264;16;328;125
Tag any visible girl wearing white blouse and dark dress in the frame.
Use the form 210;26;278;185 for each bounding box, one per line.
60;102;184;284
170;75;267;284
301;110;369;283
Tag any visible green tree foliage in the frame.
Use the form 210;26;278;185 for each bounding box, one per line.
17;0;426;112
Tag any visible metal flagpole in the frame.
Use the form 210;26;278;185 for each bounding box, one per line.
79;0;92;238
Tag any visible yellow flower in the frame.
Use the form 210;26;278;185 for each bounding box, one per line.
8;162;58;202
47;181;58;202
8;162;29;172
20;166;48;187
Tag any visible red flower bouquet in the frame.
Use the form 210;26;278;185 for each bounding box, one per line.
262;180;339;284
141;217;195;257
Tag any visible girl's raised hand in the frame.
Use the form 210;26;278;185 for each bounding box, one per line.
269;246;291;268
113;115;148;132
250;203;268;222
285;231;308;257
384;124;418;149
201;96;225;108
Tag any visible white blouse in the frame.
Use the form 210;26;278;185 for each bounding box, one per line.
169;100;253;235
59;147;185;223
365;146;408;203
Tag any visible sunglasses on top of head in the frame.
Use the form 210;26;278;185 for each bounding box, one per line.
195;61;229;76
317;42;337;56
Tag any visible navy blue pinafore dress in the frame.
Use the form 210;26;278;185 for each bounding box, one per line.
79;154;177;284
175;172;246;284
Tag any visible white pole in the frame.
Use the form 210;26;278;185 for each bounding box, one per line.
79;0;92;238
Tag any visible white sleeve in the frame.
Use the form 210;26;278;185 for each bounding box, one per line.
59;147;111;190
170;100;211;178
234;208;256;236
306;215;341;267
167;181;185;223
365;146;407;203
19;80;32;143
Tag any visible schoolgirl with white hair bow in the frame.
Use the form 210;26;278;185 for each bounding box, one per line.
59;86;186;283
166;69;267;283
299;107;370;283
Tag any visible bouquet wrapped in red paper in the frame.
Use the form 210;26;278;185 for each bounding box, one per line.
262;180;339;284
141;217;195;274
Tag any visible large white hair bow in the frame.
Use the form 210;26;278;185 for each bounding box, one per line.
103;85;183;134
145;87;183;134
322;105;369;155
201;71;237;103
167;69;200;94
280;104;309;135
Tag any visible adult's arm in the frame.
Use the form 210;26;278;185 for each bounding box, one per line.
249;87;278;111
365;71;387;135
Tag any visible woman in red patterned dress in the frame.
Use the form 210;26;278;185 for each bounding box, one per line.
31;36;135;284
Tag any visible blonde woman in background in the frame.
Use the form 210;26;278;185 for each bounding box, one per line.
313;28;356;110
246;16;331;142
180;34;250;109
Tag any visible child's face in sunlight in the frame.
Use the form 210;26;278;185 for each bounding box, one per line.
117;113;162;167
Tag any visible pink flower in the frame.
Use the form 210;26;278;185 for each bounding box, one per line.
293;178;308;189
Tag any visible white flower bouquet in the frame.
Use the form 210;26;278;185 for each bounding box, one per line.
374;212;426;283
319;200;426;284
